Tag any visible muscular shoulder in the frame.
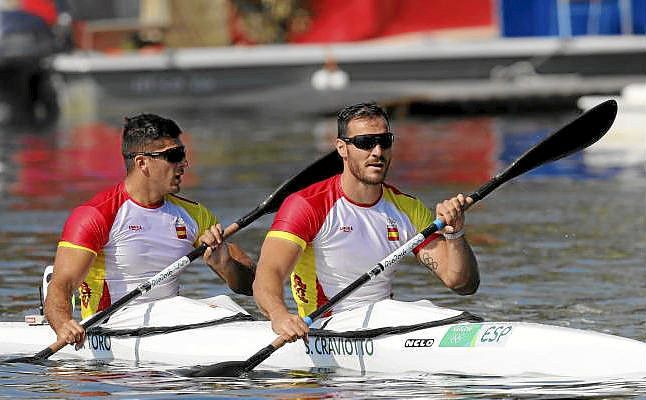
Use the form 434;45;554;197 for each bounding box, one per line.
61;182;128;252
383;182;423;209
167;193;217;230
281;175;341;214
83;182;129;215
382;182;433;230
271;175;342;241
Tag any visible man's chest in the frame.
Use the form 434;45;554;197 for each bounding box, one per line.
105;202;198;253
315;202;415;256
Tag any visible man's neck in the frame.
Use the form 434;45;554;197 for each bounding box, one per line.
340;172;382;205
124;175;165;207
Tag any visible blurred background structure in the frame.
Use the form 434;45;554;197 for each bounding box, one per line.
0;0;644;125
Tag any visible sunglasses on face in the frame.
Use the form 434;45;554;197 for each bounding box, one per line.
340;133;395;151
124;146;186;163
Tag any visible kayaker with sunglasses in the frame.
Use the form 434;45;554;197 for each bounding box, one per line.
253;102;480;343
45;114;256;349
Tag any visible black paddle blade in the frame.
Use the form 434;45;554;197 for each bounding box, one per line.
4;356;39;364
185;361;250;378
3;355;56;366
4;347;54;364
267;151;343;213
471;99;617;201
502;99;617;180
235;151;343;229
188;343;277;377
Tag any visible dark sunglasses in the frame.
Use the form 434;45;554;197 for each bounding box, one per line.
340;133;395;150
124;146;186;163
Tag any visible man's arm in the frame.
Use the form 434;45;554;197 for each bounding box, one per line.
252;236;309;342
205;242;256;296
200;224;256;296
416;235;479;295
416;194;479;295
44;246;95;347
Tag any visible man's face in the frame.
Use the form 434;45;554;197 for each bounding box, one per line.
339;117;392;185
143;138;188;194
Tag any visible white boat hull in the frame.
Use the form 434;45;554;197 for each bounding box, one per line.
2;296;644;378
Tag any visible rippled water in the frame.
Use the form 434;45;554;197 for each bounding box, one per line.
0;106;644;398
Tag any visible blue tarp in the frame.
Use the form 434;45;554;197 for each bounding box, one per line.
500;0;646;37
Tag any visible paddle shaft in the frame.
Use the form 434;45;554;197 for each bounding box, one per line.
219;99;618;375
31;243;208;360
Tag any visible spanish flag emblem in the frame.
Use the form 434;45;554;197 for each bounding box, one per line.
387;226;399;241
175;217;187;239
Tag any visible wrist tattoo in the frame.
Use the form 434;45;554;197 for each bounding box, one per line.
421;253;439;271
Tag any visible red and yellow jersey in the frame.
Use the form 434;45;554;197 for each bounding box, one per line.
59;182;216;319
268;175;440;317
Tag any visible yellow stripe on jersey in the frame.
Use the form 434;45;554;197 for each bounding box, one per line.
291;245;318;317
58;240;106;318
266;231;307;250
58;241;98;256
382;187;434;231
80;251;107;319
167;194;217;246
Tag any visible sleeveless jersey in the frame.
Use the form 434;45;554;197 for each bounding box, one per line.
59;182;216;319
268;175;440;316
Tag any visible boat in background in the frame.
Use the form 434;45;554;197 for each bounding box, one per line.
2;295;645;378
52;35;646;120
0;0;71;125
578;83;646;170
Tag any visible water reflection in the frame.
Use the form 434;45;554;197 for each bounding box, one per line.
3;360;645;399
4;110;644;212
6;122;201;211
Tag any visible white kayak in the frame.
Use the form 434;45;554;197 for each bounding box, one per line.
2;295;645;378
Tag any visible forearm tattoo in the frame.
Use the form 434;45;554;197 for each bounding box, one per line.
421;253;439;271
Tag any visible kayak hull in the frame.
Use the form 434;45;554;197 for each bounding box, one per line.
2;296;644;378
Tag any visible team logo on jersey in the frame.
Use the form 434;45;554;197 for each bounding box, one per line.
175;217;187;239
79;282;92;308
387;217;399;241
339;225;353;233
293;274;308;303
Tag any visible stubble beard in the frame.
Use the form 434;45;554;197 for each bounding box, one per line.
348;156;390;185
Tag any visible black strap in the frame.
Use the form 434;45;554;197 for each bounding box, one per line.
87;313;256;337
86;311;483;340
309;311;483;339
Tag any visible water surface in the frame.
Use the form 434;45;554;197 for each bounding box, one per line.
0;107;644;398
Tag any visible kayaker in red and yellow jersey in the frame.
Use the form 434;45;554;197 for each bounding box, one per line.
253;102;479;343
45;114;255;349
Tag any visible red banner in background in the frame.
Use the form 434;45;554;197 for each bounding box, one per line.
10;123;196;209
393;118;498;185
290;0;496;43
313;116;498;186
20;0;57;25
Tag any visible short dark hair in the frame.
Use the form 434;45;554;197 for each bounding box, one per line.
122;114;182;170
337;102;390;138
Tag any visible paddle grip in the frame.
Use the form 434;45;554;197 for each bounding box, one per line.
187;243;209;261
468;177;500;204
235;206;265;230
223;223;240;238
